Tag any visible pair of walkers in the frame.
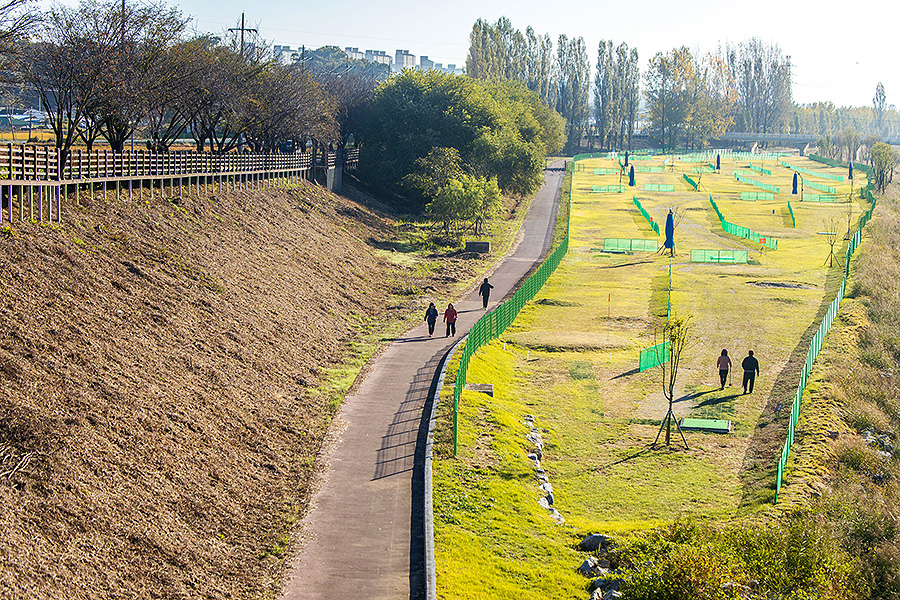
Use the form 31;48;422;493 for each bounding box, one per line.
423;278;494;339
716;349;760;394
424;302;458;338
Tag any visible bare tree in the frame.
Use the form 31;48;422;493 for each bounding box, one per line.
653;315;691;449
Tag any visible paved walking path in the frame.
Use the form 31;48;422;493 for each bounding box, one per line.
281;164;564;600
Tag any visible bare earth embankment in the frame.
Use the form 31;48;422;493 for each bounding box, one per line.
0;181;476;599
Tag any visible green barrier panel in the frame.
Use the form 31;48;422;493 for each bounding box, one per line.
592;184;625;193
805;180;836;194
740;192;775;201
749;163;772;176
781;154;844;181
682;173;699;190
593;168;619;175
603;238;658;252
644;183;675;192
690;249;749;263
787;200;796;228
709;195;778;249
802;194;839;202
639;341;670;371
709;162;717;170
637;166;664;173
733;169;753;177
775;177;878;501
808;154;872;180
735;174;779;194
691;166;715;174
632;196;660;235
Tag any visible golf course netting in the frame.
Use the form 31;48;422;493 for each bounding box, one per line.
633;196;660;234
775;160;877;501
450;161;573;455
604;238;658;252
709;195;779;249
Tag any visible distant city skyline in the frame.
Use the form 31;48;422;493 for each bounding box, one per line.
45;0;898;109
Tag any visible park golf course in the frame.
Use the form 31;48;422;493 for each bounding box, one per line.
432;152;875;599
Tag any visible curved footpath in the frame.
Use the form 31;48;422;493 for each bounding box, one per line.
281;162;565;600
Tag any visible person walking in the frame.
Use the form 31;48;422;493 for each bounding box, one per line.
716;349;732;390
424;302;439;337
741;350;760;394
478;278;494;310
443;303;458;337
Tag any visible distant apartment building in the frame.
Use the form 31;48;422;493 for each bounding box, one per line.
394;49;415;72
274;44;300;63
344;47;364;61
365;49;392;66
419;55;434;70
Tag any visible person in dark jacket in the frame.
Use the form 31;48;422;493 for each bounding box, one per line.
424;302;439;337
478;278;494;309
716;349;731;390
443;303;458;337
741;350;760;394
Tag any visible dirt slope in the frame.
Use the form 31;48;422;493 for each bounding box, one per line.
0;182;447;599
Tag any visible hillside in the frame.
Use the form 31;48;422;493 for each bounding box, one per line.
0;181;479;598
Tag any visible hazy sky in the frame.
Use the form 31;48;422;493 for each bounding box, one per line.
62;0;899;109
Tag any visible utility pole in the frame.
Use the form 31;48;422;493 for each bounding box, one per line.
229;13;258;58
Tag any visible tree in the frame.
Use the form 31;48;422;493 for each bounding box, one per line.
645;48;689;151
653;315;691;449
873;83;887;138
426;173;500;237
870;142;897;193
724;38;791;134
0;0;37;56
556;34;590;154
358;70;556;207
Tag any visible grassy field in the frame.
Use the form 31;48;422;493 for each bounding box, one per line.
433;153;870;598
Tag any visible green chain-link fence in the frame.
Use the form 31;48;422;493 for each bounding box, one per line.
781;160;845;182
451;161;573;455
741;192;775;201
682;173;699;190
805;180;836;194
734;173;780;194
604;238;659;252
639;341;670;371
749;163;772;176
633;196;660;234
592;184;625;193
709;195;778;249
775;158;877;501
644;183;675;192
690;249;749;263
801;194;839;202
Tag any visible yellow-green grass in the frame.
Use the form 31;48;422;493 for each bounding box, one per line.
434;153;872;594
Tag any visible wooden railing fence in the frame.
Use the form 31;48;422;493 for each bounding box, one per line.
0;145;359;224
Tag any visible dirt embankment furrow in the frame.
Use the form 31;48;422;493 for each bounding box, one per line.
0;183;414;599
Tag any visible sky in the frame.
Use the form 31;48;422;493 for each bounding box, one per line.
55;0;897;109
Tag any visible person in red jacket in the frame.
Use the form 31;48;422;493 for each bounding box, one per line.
443;303;458;337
